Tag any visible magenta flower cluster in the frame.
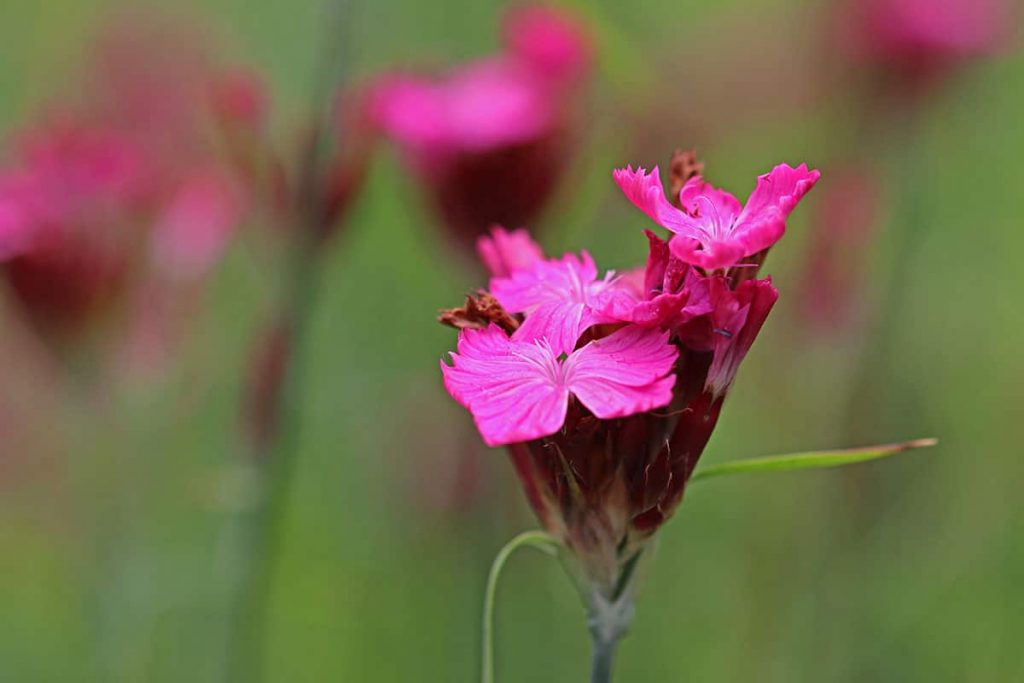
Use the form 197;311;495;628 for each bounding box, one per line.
440;154;818;588
444;160;819;443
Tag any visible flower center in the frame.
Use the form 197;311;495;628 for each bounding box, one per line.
691;195;732;241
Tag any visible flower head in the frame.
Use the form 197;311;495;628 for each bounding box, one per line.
369;5;592;250
439;152;818;594
614;163;820;271
502;4;593;84
0;119;149;335
0;12;262;354
840;0;1012;82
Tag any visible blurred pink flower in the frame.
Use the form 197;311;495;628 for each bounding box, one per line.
368;4;592;250
0;12;264;357
502;3;592;83
838;0;1013;84
0;120;149;335
369;61;558;158
151;168;244;281
615;163;820;271
442;324;676;447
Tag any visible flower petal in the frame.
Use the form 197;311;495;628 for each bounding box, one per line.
730;163;820;256
365;74;448;149
613;166;704;240
476;225;544;278
441;324;569;446
564;325;677;419
705;278;778;397
677;175;742;225
668;234;747;271
490;250;605;354
512;300;595;355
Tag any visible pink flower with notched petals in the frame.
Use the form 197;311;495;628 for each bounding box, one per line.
441;323;677;447
439;152;821;592
476;225;544;278
490;236;714;352
489;250;618;355
614;163;820;271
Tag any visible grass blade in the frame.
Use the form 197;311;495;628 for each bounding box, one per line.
689;438;938;484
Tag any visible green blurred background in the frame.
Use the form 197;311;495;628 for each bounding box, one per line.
1;0;1022;681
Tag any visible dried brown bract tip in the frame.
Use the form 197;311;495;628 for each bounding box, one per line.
669;149;704;199
439;291;520;334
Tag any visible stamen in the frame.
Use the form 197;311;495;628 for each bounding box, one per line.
692;195;727;240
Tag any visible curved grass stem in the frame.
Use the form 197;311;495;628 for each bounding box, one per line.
482;530;559;683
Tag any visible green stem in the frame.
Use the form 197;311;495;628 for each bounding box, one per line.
226;243;320;683
481;531;559;683
224;1;356;679
589;633;620;683
585;589;636;683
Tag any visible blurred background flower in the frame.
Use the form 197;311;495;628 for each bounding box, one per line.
368;4;592;256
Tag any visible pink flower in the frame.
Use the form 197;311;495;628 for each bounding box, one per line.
503;4;593;84
442;323;677;447
367;5;592;250
368;61;558;158
841;0;1012;76
0;12;264;351
0;176;33;260
614;163;820;271
438;152;820;592
476;225;545;278
0;120;149;335
490;250;621;355
489;235;715;353
369;5;590;158
13;121;149;230
151;168;244;281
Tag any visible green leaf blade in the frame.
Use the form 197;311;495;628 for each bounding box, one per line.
689;438;938;484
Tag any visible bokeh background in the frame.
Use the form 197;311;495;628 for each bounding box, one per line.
1;0;1021;681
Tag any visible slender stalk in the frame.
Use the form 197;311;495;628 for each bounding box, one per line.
589;633;620;683
481;531;559;683
585;593;634;683
226;241;320;683
582;546;647;683
224;1;355;679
